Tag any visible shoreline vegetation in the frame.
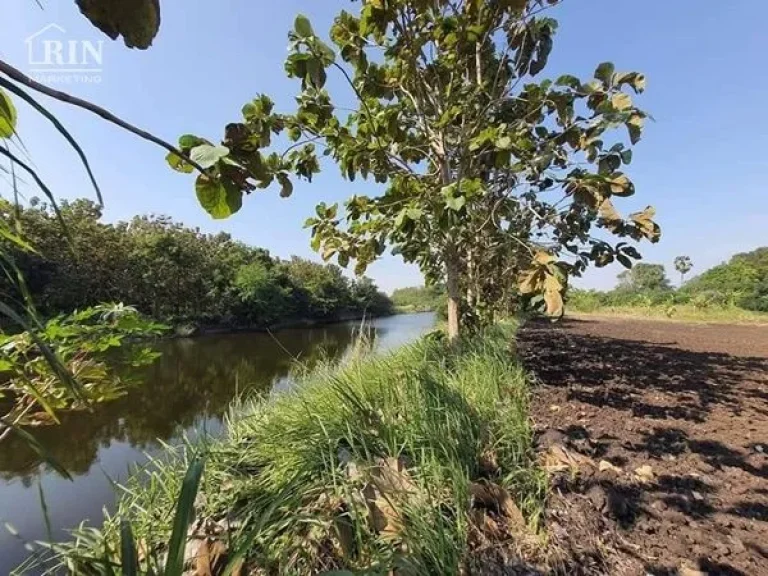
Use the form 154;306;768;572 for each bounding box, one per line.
391;286;447;316
31;324;549;575
0;199;396;333
170;310;397;338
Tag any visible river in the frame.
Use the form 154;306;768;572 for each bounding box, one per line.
0;312;436;574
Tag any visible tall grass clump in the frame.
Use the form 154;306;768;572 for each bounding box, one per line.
36;324;545;575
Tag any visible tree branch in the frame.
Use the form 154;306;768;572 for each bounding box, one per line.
0;59;208;175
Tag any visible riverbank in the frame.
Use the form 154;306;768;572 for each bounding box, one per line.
36;324;549;574
170;311;396;338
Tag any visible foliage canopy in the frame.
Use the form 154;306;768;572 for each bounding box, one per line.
0;199;394;326
164;0;659;338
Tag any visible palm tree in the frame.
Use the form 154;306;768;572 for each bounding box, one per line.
674;255;693;286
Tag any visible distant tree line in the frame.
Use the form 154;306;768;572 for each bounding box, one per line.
568;248;768;313
0;199;394;328
390;286;446;313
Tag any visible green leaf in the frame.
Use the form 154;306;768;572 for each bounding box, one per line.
164;457;205;576
617;253;633;269
495;135;513;150
165;152;194;174
594;62;615;86
277;173;294;198
315;40;337;65
444;195;466;211
295;14;314;38
0;223;36;253
441;183;466;211
190;144;230;169
0;87;17;138
76;0;161;49
555;74;581;89
179;134;206;149
406;208;423;220
195;175;242;219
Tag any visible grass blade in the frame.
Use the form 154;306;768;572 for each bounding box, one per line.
0;144;71;243
38;480;53;548
120;520;138;576
0;77;103;206
0;420;71;479
164;456;205;576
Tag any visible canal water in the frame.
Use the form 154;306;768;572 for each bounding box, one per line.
0;312;436;574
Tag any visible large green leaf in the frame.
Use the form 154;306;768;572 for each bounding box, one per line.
594;61;615;86
0;87;17;138
295;14;314;38
189;144;229;169
277;173;294;198
195;175;242;219
76;0;161;49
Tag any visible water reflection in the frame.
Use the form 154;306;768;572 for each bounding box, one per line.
0;313;435;573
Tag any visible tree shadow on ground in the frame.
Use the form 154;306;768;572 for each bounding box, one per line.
520;318;768;424
522;318;768;575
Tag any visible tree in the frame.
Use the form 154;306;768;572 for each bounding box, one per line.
2;1;659;341
0;200;392;326
391;285;446;312
161;0;658;341
617;263;671;292
674;255;693;285
683;247;768;311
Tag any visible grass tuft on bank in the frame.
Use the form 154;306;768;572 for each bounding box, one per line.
35;324;545;575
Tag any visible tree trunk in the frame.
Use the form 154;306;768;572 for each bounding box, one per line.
446;248;461;342
466;248;474;312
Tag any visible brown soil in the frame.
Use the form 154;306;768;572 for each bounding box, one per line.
519;316;768;576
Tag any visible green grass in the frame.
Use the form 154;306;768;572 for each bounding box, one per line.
30;324;545;575
568;303;768;324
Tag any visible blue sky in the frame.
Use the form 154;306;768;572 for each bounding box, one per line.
1;1;767;293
